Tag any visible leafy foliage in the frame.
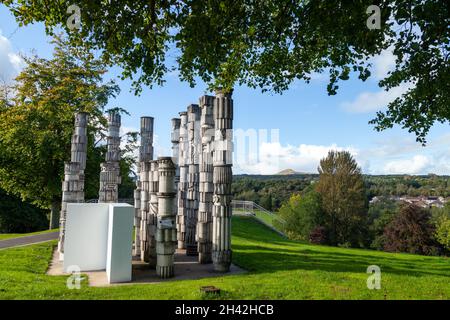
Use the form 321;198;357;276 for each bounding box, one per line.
275;191;323;241
315;151;368;247
383;203;440;255
0;188;48;233
3;1;449;141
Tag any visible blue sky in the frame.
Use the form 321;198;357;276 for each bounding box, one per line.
1;5;449;175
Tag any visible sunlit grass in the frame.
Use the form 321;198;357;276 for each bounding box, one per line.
0;217;448;300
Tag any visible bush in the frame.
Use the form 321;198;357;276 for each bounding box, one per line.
367;197;398;250
0;189;48;233
309;226;328;244
383;203;440;255
435;216;450;251
275;191;323;241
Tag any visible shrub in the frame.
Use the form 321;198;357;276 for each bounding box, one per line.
309;226;328;244
275;191;323;241
435;216;450;251
383;203;439;255
0;189;48;233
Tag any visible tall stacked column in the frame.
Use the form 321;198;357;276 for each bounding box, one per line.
58;112;88;255
147;160;159;266
137;117;155;264
171;118;181;248
156;157;177;278
185;104;201;256
176;112;188;249
98;112;122;203
212;89;233;272
197;95;215;264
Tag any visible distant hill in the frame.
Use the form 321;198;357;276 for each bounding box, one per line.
277;168;302;175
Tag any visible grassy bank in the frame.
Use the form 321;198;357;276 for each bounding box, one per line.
0;217;448;299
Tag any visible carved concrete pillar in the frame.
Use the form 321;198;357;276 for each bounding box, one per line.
156;157;177;278
185;104;201;256
136;117;155;264
176;112;188;249
212;89;233;272
147;160;159;266
197;95;215;264
133;176;141;256
58;112;88;254
99;112;121;203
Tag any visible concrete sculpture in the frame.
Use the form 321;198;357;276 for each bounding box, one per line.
185;104;201;256
99;111;122;203
197;95;215;263
58;112;88;255
212;89;233;272
156;157;177;278
176;112;188;249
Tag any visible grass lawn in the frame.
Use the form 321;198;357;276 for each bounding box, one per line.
0;216;449;300
0;229;58;241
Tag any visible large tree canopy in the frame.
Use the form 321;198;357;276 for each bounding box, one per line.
2;0;449;142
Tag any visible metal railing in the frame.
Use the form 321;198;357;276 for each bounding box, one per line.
231;200;286;237
85;198;286;237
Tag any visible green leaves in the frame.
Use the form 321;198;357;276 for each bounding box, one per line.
0;34;119;208
3;0;449;142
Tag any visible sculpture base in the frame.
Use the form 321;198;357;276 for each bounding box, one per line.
156;265;174;279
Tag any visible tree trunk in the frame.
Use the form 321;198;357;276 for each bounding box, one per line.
49;199;60;230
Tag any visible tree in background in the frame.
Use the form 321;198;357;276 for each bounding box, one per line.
367;197;398;249
432;203;450;252
435;216;450;252
0;34;119;229
383;203;439;255
275;191;324;241
0;189;48;233
3;1;449;143
315;151;368;247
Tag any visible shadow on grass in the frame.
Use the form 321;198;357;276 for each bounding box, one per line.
231;216;450;278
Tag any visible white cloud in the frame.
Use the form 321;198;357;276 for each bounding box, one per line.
234;142;359;175
383;155;432;175
340;83;411;113
372;48;396;80
0;29;24;82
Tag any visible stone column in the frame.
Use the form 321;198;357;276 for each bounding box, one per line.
137;117;155;264
176;112;188;249
197;95;215;263
185;104;201;256
98;111;121;203
58;112;88;255
171;118;181;247
147;160;159;266
212;89;233;272
133;176;141;257
156;157;177;278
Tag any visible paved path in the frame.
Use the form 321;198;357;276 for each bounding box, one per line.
0;231;59;250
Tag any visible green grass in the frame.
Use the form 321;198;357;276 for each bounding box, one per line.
0;216;449;300
0;229;58;241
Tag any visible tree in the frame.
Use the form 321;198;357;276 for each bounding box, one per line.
0;34;119;228
3;1;449;142
0;188;48;233
435;215;450;252
315;151;368;247
367;197;398;249
275;191;323;241
383;203;439;255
